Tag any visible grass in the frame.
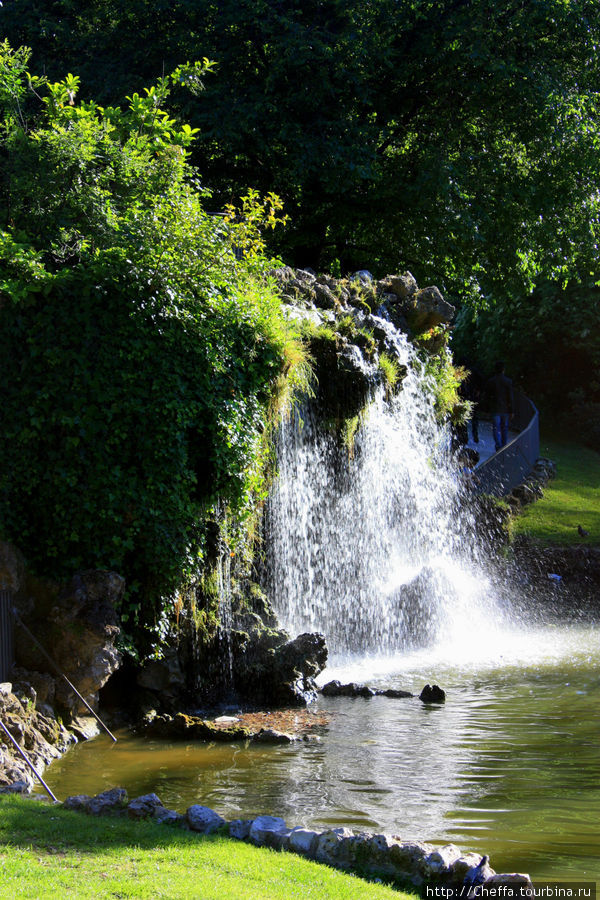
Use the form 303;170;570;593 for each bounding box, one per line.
511;437;600;545
0;796;416;900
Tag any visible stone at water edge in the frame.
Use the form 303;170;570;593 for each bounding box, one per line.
287;827;320;857
186;805;226;833
248;815;289;847
423;844;462;876
229;819;253;840
419;684;446;703
63;794;92;812
88;787;128;816
251;728;296;744
153;807;183;826
128;793;164;819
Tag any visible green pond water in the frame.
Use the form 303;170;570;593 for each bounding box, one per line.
38;622;600;881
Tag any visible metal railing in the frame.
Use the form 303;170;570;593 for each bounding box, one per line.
474;390;540;497
0;589;14;682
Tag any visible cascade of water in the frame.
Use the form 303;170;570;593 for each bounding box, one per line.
264;332;510;661
217;551;234;688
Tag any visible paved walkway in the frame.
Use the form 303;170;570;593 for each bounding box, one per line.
465;420;518;468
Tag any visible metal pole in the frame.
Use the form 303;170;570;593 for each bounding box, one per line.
12;610;117;743
0;717;58;802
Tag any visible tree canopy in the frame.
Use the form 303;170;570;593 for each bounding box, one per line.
4;0;600;303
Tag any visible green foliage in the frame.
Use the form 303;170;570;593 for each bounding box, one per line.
378;353;400;394
419;352;469;424
0;47;301;649
5;2;600;302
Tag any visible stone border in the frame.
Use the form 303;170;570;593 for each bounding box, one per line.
59;787;534;893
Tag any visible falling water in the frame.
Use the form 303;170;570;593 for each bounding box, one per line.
264;333;511;660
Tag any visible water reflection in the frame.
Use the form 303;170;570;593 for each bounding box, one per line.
39;624;600;880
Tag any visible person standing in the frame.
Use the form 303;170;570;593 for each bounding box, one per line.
486;361;514;451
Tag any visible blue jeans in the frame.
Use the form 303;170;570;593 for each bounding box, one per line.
493;414;509;451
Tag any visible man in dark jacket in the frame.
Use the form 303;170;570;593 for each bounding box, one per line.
486;361;514;451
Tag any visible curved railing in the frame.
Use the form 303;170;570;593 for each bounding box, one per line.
474;390;540;497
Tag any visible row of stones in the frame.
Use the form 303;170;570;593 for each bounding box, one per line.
63;787;533;892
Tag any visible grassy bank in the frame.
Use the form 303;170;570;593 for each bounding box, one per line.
511;438;600;545
0;796;416;900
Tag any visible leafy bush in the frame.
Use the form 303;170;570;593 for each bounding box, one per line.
0;45;303;649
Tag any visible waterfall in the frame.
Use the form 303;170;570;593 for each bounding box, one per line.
264;332;508;661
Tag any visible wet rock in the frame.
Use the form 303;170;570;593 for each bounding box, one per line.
136;652;185;694
88;787;128;816
229;819;252;840
13;564;123;716
377;688;414;699
249;815;289;847
186;805;226;833
69;717;101;741
419;684;446;704
63;794;92;812
314;284;337;310
128;793;164;819
251;728;296;744
320;681;375;698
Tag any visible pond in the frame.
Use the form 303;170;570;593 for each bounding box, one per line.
37;621;600;881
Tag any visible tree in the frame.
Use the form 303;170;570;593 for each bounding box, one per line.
0;44;301;650
4;0;600;302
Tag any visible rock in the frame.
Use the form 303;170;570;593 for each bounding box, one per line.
136;651;184;693
69;717;101;741
287;827;320;856
385;272;418;301
88;787;128;816
377;688;413;699
407;286;455;332
388;840;434;878
314;827;355;864
251;728;296;744
128;793;164;819
249;815;289;847
419;684;446;703
352;270;374;284
153;807;184;826
424;844;462;875
460;854;495;890
320;681;375;698
229;819;253;840
13;566;124;716
186;805;226;833
485;873;534;889
63;794;92;812
0;780;31;794
0;683;12;696
314;284;337;310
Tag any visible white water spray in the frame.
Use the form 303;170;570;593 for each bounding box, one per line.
264;333;511;661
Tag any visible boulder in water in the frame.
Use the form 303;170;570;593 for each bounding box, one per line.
419;684;446;704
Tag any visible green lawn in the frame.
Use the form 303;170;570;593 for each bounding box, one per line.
0;796;415;900
511;437;600;545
